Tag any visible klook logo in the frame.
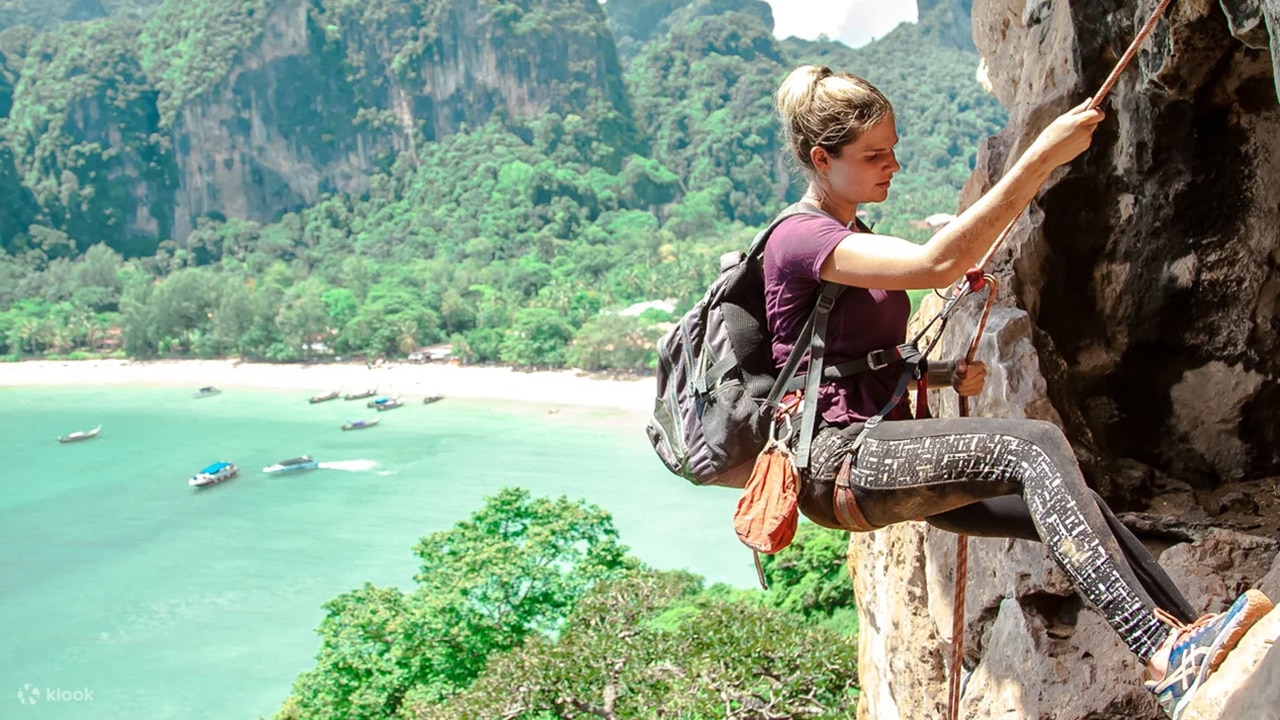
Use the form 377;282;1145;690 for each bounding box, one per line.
15;684;93;706
16;684;39;705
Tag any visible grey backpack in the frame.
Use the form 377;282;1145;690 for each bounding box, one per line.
646;204;846;488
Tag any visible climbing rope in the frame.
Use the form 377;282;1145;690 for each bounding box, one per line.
945;272;997;719
942;1;1175;718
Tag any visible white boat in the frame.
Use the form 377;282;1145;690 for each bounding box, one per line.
57;424;102;443
193;386;222;398
189;461;239;488
262;456;319;474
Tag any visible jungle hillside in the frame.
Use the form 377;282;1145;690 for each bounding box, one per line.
0;0;1003;370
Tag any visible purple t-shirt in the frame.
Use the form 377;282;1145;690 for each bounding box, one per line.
763;210;912;426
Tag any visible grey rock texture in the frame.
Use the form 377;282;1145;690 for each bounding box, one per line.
853;1;1280;717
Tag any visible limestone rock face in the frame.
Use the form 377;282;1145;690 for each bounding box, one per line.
923;305;1063;424
169;0;345;241
848;524;946;719
852;524;1277;719
167;0;629;241
1158;529;1279;612
958;0;1280;489
854;5;1280;716
13;0;631;244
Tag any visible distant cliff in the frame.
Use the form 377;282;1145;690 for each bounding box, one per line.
0;0;634;248
917;0;976;51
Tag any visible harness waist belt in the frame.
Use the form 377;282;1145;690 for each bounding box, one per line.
785;342;922;393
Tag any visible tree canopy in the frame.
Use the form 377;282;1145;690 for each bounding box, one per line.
276;489;861;719
278;488;639;719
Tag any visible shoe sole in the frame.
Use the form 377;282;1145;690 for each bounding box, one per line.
1173;589;1273;718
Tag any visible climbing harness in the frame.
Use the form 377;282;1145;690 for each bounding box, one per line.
941;2;1175;718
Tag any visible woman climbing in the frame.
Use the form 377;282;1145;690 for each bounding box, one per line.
766;65;1271;719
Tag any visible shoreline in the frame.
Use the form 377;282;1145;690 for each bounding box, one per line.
0;359;654;414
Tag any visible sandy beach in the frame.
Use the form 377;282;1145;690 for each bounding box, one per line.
0;359;654;414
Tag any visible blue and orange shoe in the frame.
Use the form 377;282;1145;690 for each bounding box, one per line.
1146;589;1273;719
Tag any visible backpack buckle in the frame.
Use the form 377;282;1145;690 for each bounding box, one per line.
866;349;890;371
816;293;837;313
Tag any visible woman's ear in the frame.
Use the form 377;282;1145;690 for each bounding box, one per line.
810;145;830;171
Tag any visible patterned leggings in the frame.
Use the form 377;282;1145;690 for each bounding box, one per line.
799;416;1194;663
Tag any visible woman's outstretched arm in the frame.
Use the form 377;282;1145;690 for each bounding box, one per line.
820;101;1105;291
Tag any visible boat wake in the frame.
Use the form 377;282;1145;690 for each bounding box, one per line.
317;460;379;472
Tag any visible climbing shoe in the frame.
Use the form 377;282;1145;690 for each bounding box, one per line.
1147;588;1272;719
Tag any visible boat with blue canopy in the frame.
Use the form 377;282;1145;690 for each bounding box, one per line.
189;461;239;488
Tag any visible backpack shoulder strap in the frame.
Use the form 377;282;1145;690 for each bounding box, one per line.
763;281;845;468
745;203;826;261
746;201;872;259
793;282;842;469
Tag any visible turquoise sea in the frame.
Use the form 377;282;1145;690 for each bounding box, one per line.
0;386;756;719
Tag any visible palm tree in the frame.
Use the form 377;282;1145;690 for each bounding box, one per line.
397;317;418;357
67;307;93;351
16;318;40;355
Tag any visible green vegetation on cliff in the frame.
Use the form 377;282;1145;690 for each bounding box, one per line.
626;5;786;227
0;37;38;242
607;0;775;61
0;0;164;32
5;17;172;253
139;0;271;127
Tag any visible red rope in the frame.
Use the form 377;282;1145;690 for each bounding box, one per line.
948;535;969;716
1090;0;1176;111
946;276;998;719
943;4;1175;717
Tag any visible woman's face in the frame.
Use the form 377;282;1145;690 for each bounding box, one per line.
813;117;901;204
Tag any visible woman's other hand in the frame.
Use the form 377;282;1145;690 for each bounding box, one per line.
1028;99;1105;169
952;358;986;397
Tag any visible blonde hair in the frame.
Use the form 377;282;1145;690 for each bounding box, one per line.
776;65;893;171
